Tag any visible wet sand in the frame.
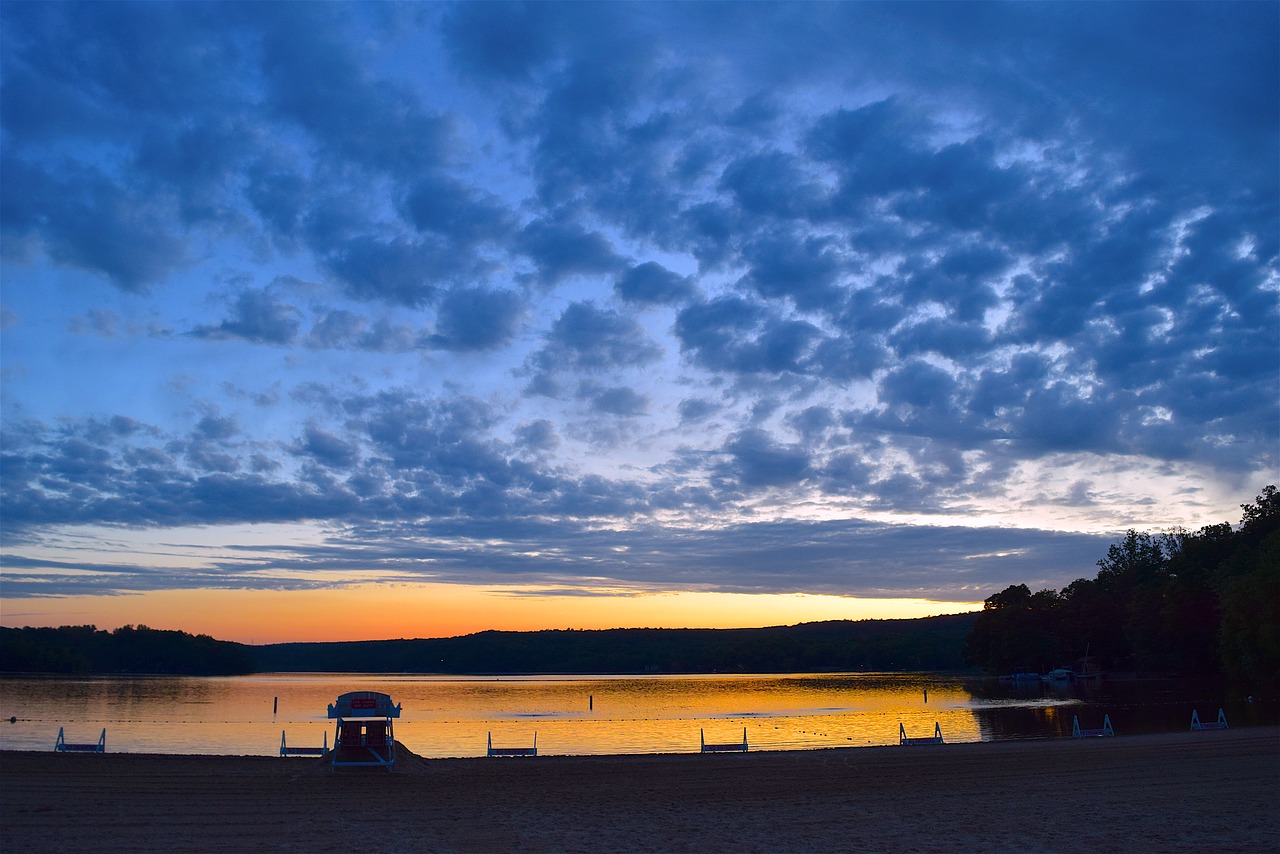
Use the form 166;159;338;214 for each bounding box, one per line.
3;726;1277;853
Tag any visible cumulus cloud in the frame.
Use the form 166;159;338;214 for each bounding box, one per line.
718;429;812;489
402;174;514;246
0;1;1275;608
525;301;663;397
191;289;302;345
517;218;625;287
427;286;524;352
584;384;649;417
615;261;695;305
296;424;360;470
1;155;187;291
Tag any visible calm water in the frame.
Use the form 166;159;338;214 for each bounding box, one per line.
1;672;1272;758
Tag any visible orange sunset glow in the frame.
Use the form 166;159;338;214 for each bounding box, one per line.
1;586;979;645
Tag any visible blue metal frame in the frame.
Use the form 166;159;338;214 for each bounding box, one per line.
54;726;105;753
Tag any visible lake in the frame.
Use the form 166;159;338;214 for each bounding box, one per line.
1;672;1271;757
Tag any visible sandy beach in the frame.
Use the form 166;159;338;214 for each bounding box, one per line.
3;726;1277;853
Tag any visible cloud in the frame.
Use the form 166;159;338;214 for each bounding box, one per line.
517;218;625;287
515;419;559;453
427;286;524;352
720;150;826;221
244;161;310;245
679;398;720;425
738;229;843;311
296;425;360;470
584;384;649;417
0;1;1275;615
134;116;254;224
675;296;826;378
402;174;515;246
526;302;662;395
1;155;187;291
879;360;958;412
439;1;561;84
257;7;456;175
324;236;448;307
0;517;1115;602
305;310;419;353
805;98;932;206
615;261;695;306
191;288;301;345
718;429;811;489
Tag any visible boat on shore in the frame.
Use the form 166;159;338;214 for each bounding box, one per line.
1000;668;1041;683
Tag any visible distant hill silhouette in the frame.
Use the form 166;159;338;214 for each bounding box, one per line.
0;624;256;675
252;614;979;674
2;614;979;676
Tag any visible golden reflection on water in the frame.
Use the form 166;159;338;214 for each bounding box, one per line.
1;673;1024;757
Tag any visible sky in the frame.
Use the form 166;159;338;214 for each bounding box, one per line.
1;2;1276;644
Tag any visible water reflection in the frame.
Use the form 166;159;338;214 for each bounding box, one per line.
1;672;1272;758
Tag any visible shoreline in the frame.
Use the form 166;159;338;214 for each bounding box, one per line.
4;726;1278;852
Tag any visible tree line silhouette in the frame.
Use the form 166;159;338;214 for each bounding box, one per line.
0;615;976;675
964;486;1278;683
249;615;976;674
0;624;256;675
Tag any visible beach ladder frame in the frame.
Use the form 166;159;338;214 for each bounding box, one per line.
280;729;329;757
54;726;105;753
1190;708;1229;731
1072;714;1115;738
487;731;538;757
700;727;748;753
899;722;944;745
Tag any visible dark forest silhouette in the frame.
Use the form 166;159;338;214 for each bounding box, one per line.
0;615;977;675
0;624;255;675
965;486;1278;683
251;615;976;674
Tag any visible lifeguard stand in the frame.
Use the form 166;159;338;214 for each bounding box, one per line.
327;690;401;770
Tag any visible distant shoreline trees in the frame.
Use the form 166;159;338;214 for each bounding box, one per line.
0;624;256;676
0;616;979;676
964;486;1279;685
249;615;977;674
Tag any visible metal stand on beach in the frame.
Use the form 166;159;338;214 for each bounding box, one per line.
700;727;748;753
328;691;401;770
54;727;105;753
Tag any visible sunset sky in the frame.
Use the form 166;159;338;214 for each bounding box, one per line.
1;2;1276;644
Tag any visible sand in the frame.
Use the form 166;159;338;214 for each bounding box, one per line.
3;727;1277;853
